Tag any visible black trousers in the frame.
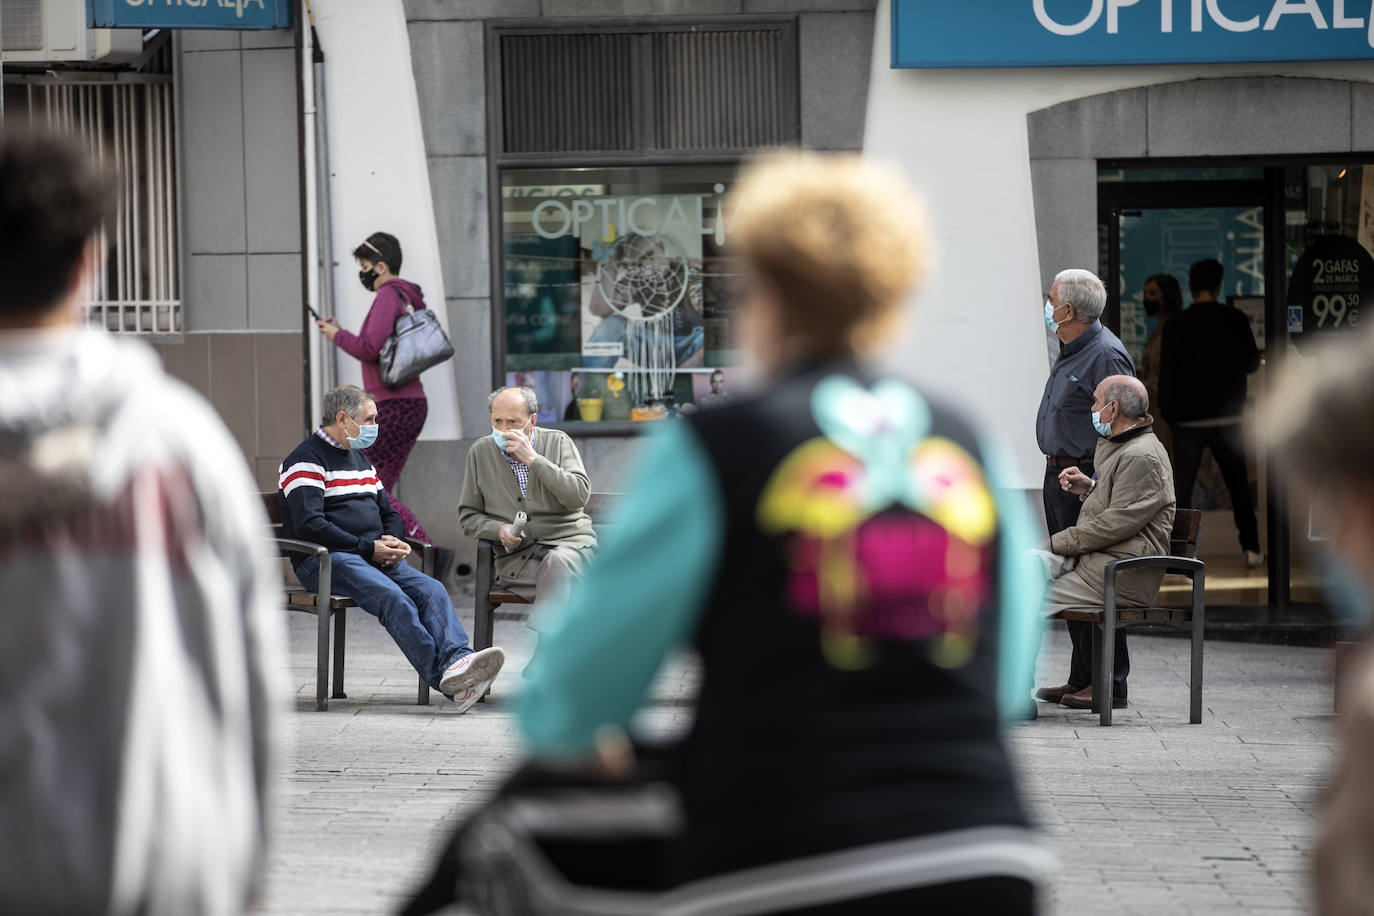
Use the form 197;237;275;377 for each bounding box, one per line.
1043;465;1130;697
1172;422;1261;553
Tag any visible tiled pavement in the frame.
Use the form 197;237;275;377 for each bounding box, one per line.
252;600;1338;916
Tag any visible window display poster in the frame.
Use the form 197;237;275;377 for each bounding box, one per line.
690;367;743;411
507;371;572;425
578;196;705;371
1285;235;1374;355
504;235;582;371
702;233;738;366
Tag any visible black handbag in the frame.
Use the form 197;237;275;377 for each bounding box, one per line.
379;287;454;388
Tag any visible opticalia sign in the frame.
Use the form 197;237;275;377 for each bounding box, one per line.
892;0;1374;67
88;0;294;30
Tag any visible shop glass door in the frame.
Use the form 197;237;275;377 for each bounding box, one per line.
1278;164;1374;609
1099;175;1276;611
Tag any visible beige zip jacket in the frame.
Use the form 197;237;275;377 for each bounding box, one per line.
1050;420;1176;608
458;426;597;577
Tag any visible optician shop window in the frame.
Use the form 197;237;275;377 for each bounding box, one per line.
500;165;742;425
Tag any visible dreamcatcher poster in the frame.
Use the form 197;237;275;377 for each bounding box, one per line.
578;196;706;379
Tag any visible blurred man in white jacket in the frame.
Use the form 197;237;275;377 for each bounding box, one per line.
0;129;284;914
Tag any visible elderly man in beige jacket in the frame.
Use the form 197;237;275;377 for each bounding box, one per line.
459;387;598;632
1034;375;1176;711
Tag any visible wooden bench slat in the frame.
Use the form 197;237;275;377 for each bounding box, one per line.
285;591;356;612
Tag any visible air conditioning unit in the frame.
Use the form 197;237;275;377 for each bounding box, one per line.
1;0;143;64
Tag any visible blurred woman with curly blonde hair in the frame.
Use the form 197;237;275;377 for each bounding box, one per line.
407;151;1051;915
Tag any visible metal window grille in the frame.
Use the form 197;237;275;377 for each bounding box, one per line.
19;77;181;334
497;23;797;156
0;1;44;51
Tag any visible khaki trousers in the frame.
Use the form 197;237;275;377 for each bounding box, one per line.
1028;549;1130;697
495;544;594;630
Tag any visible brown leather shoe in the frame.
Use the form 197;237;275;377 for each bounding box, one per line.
1033;683;1079;703
1060;686;1126;709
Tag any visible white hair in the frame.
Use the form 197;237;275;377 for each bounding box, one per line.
1103;376;1148;419
1054;268;1107;324
489;386;538;416
321;385;374;426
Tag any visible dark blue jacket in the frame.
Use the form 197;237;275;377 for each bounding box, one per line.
277;430;403;568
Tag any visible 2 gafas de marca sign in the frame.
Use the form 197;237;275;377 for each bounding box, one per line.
892;0;1374;67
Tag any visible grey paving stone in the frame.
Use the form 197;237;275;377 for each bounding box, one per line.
251;610;1339;915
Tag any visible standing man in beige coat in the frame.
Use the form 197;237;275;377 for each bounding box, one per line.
1034;375;1176;711
459;387;598;631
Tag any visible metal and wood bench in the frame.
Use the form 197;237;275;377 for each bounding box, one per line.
472;492;619;651
1051;508;1206;727
261;493;432;711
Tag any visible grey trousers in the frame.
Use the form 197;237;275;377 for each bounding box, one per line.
495;544;594;630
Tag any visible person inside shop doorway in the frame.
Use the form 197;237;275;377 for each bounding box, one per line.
1136;273;1184;459
1158;259;1263;568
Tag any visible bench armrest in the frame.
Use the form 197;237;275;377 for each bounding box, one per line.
270;536;328;559
1104;555;1204;579
405;536;434;576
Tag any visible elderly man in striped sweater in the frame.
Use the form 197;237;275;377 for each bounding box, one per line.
278;385;505;711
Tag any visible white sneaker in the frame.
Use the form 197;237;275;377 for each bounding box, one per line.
1244;550;1266;569
451;678;492;715
440;646;505;700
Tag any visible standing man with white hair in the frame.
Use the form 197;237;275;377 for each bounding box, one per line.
1034;268;1137;707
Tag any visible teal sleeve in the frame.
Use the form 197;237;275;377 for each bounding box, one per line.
518;422;724;758
980;435;1047;723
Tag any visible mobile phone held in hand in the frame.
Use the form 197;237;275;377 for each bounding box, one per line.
305;303;322;321
511;511;528;538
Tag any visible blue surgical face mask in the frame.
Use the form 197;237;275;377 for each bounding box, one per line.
491;420;531;452
1092;405;1113;438
346;415;379;450
1044;298;1061;333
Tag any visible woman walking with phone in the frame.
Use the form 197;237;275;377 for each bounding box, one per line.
315;231;431;543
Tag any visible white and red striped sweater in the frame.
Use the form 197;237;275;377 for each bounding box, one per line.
277;429;403;566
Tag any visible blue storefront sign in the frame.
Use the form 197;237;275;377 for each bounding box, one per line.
893;0;1374;68
88;0;294;30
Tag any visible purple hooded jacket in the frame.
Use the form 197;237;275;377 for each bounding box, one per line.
333;277;428;401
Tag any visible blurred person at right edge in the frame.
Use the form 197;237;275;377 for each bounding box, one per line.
1136;273;1184;458
404;151;1052;914
1263;330;1374;916
0;130;284;913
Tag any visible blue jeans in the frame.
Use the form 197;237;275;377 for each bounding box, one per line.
296;553;471;690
